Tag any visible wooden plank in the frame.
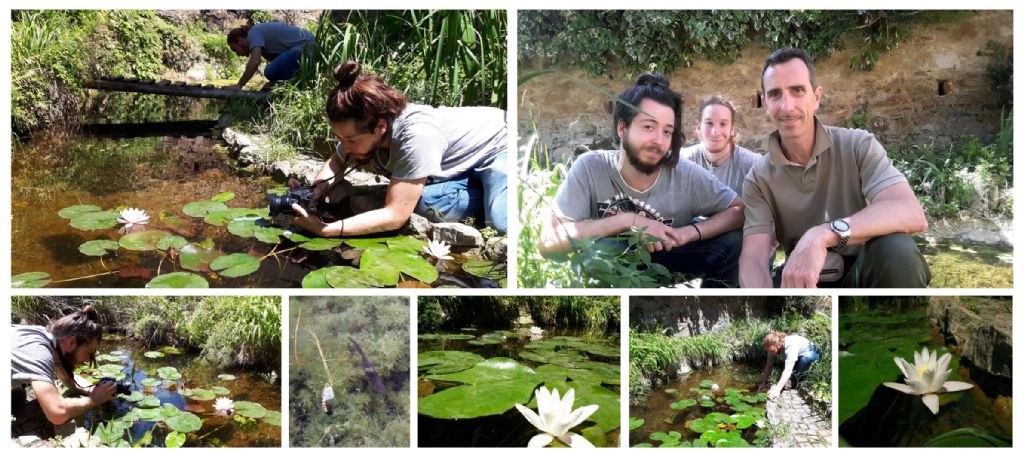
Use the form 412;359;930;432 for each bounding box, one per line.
83;78;272;101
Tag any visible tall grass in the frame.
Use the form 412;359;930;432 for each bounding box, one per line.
236;10;507;164
418;295;619;334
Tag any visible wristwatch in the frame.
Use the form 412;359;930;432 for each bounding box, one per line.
829;219;851;250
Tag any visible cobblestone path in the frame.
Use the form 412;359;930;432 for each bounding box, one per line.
766;389;832;448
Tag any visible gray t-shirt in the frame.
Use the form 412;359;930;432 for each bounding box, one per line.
768;334;813;366
247;22;314;60
11;325;58;388
386;104;507;182
554;149;736;228
681;143;761;195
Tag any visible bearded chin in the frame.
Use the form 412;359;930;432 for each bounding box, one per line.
623;141;668;175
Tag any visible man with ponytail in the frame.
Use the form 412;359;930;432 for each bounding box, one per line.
11;305;115;437
225;21;315;91
539;74;744;287
289;60;508;236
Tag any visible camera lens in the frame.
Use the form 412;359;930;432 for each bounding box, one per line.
266;193;295;216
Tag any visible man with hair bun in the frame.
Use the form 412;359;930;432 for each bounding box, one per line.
540;74;744;287
11;305;116;438
290;60;508;236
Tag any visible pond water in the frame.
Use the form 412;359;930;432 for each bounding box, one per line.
76;335;281;447
838;310;1012;447
418;327;621;447
918;238;1013;288
11;98;504;288
629;363;768;447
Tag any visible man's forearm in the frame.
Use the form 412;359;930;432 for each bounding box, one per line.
691;202;744;240
539;213;634;255
740;256;773;287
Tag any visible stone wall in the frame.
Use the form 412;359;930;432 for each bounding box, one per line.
518;11;1012;163
629;296;782;335
927;296;1012;395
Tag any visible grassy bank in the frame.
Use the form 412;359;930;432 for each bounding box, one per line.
418;295;619;334
11;296;280;369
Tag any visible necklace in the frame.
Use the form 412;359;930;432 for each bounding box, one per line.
705;147;732;168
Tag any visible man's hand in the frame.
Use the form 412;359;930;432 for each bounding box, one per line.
767;386;781;400
90;381;116;405
781;224;834;288
632;217;683;252
290;204;334;237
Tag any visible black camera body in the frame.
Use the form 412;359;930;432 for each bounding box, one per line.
267;186;317;217
98;377;132;395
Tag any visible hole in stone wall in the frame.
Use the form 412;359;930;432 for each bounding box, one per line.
938;80;952;96
752;92;763;108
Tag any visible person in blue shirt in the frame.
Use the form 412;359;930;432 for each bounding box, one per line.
226;22;315;91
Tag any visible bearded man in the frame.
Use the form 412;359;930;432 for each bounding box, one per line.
539;74;744;287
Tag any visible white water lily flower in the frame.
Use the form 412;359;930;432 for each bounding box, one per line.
515;386;599;448
421;239;453;261
214;397;234;417
117;208;149;229
883;346;974;414
710;383;720;392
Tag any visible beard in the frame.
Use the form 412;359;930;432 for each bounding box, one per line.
622;132;669;175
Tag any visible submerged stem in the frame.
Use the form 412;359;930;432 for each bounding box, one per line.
306;328;333;386
50;271;118;283
293;306;303;366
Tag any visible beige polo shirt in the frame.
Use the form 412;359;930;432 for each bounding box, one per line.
742;118;907;256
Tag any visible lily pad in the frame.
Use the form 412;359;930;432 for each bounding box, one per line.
146;272;209;289
210;386;230;395
204;208;268;226
233;401;268;418
298;237;344;251
58;204;102;219
360;246;438;284
300;267;336;288
155;235;188;251
140;378;162;387
325;266;387;288
164;412;202;433
227;219;258;238
630;417;646;430
263;410;282;426
157;367;181;380
462;260;507;281
211;192;235;203
426;357;538;384
138;407;165;422
12;272;51;288
121;391;144;403
670;398;697;410
79;239;120;256
386;236;428;253
418;351;485;375
178;243;223;272
254;227;284;244
217;374;236;381
210;253;261;278
69;210;119;230
418;376;542;419
157;346;182;355
144;351;166;358
188;389;216;401
138;396;162;408
164;431;186;448
182;200;228;218
119;230;171;251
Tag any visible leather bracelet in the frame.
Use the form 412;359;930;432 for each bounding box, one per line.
691;223;702;241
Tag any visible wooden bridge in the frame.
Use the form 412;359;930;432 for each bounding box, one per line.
83;77;272;101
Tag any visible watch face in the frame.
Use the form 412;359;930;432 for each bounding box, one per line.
832;219;850;232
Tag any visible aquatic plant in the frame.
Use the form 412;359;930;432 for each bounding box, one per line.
116;207;149;230
883;347;974;414
515;386;599;448
214;397;234;417
422;239;453;262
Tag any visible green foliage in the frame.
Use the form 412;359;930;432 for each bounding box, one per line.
234;10;507;164
890;115;1013;218
419;296;619;334
520;10;934;77
984;41;1013;110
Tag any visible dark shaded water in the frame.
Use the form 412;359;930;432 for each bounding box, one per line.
81;336;281;447
629;363;764;446
418;327;621;447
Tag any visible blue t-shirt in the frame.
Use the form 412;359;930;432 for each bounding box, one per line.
247;22;314;60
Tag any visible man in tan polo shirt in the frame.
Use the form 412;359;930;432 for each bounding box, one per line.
739;48;931;288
